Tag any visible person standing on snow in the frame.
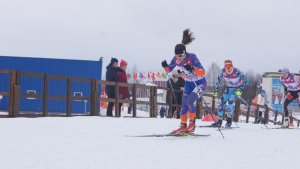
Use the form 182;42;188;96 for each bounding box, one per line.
117;59;130;114
255;90;268;124
161;29;206;135
105;58;119;116
211;60;248;128
280;68;300;128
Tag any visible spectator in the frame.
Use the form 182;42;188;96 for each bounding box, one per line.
167;71;185;118
117;59;130;114
255;90;267;124
106;58;119;116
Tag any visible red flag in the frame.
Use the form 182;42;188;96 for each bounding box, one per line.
133;72;138;80
152;73;156;81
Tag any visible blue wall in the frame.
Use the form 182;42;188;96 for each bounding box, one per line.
0;56;102;114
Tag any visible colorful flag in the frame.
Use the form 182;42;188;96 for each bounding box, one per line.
133;72;138;80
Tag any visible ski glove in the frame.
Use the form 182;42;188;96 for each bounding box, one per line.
184;64;194;72
161;60;168;68
235;89;242;96
213;90;218;97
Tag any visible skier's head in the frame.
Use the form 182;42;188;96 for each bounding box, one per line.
224;60;234;74
120;59;127;70
281;68;290;79
175;29;195;61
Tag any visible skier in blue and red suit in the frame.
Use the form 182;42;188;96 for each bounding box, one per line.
162;29;206;134
211;60;248;128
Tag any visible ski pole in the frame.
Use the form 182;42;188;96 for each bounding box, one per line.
192;80;225;139
166;74;180;116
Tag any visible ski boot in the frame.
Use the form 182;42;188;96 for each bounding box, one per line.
280;117;289;129
186;120;196;134
171;124;187;135
225;117;232;128
210;119;222;128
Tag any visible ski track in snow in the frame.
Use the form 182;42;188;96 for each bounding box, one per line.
0;116;299;169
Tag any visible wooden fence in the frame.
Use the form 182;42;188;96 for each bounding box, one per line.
0;69;299;127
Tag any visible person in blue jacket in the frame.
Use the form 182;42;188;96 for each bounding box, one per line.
211;60;248;127
162;29;206;135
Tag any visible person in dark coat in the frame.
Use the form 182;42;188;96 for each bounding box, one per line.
117;59;130;114
167;71;185;118
106;58;119;116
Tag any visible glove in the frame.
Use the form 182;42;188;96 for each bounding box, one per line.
161;60;168;68
184;64;194;72
235;89;242;96
213;90;218;97
177;70;182;74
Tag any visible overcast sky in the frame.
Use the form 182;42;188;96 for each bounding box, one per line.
0;0;299;74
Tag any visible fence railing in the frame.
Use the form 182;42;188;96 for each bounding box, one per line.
0;69;299;127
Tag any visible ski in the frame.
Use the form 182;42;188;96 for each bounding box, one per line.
261;127;299;130
125;133;210;137
217;127;235;131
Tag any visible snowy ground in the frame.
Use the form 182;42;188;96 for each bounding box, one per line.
0;115;300;169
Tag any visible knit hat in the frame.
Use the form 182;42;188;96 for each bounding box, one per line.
110;58;118;64
224;60;233;67
120;59;127;67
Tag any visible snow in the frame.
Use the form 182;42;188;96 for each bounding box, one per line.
0;115;300;169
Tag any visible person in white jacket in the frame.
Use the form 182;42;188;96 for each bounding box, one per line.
255;90;267;124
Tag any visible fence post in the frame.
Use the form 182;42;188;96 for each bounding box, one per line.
274;110;278;125
66;78;72;117
246;103;250;123
43;74;48;117
281;113;285;125
9;70;16;117
196;98;203;119
233;99;240;122
115;82;120;117
264;105;269;124
90;79;98;116
132;84;137;117
167;89;173;118
211;96;215;115
153;86;157;117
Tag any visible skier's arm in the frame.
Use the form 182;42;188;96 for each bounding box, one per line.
191;56;205;77
215;70;223;90
162;57;176;73
238;69;248;90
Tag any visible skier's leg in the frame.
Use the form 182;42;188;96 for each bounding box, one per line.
211;88;230;127
282;92;296;127
185;82;206;133
171;94;189;134
225;88;238;127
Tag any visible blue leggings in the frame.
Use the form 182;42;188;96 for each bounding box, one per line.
180;79;206;123
217;87;239;119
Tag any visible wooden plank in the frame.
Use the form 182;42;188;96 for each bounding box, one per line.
0;92;9;96
13;85;20;116
66;78;71;117
133;84;137;117
47;74;68;81
20;93;43;99
43;74;48;117
9;70;16;117
0;69;12;74
115;82;120;117
19;71;44;78
48;95;67;100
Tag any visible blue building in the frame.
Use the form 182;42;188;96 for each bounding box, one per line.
0;56;103;114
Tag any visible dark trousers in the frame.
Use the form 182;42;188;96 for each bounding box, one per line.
283;90;300;117
107;93;115;116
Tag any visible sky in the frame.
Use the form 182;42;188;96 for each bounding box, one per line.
0;0;299;74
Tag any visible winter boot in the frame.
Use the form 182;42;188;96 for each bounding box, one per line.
211;119;222;128
171;124;187;135
186;120;196;133
225;117;232;128
281;117;289;129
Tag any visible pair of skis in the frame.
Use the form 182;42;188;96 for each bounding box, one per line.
125;133;210;138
